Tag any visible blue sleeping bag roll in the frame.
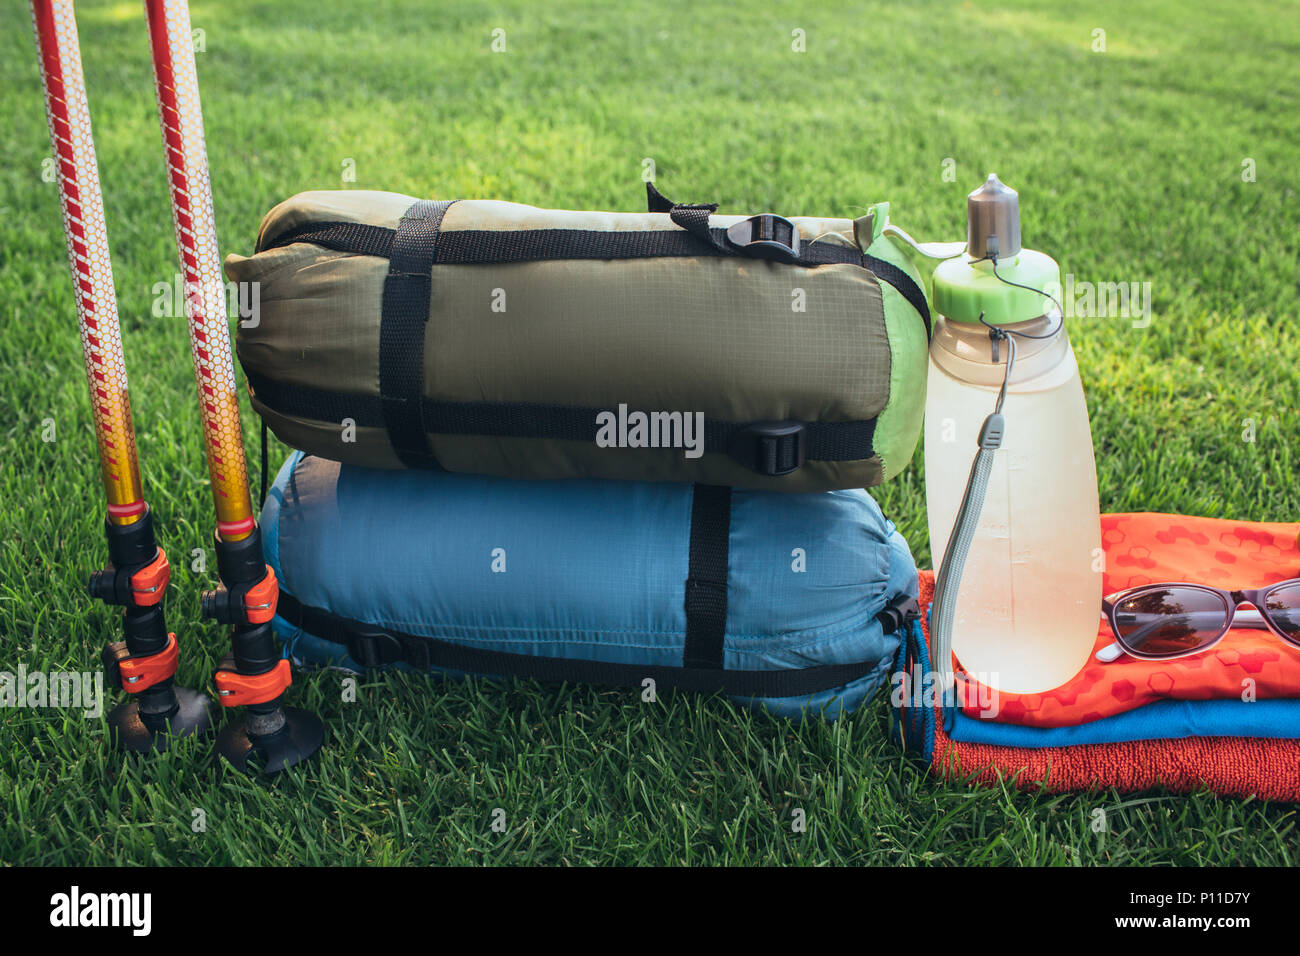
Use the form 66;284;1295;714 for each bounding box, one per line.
262;452;919;719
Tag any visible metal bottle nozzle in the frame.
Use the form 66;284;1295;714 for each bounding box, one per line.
967;173;1021;260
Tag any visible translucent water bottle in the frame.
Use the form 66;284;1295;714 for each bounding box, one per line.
923;175;1102;695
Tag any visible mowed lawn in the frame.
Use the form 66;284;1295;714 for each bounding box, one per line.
1;0;1298;865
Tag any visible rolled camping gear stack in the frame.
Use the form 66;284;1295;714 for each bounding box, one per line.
229;182;937;726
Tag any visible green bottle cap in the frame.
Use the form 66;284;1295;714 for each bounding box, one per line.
933;250;1061;324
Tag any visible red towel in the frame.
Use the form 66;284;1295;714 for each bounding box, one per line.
909;514;1300;800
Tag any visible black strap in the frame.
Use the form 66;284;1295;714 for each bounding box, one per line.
271;220;394;257
273;220;864;269
668;203;723;249
440;226;868;268
264;217;931;333
275;590;919;700
379;200;457;467
244;369;877;468
645;182;675;212
683;485;731;668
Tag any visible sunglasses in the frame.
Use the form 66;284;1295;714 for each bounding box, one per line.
1096;579;1300;663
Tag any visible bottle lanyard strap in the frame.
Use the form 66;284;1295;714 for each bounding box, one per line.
929;328;1014;701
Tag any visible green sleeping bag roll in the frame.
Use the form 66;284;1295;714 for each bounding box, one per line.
225;185;931;491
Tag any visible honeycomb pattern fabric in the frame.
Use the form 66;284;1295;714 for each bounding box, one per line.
954;513;1300;727
146;0;253;538
33;0;145;523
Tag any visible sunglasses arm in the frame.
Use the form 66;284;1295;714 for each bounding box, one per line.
1097;609;1269;663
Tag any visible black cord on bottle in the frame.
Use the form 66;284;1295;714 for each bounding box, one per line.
975;250;1066;340
990;257;1066;320
973;249;1071;411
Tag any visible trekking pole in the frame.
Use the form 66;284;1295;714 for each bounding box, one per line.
142;0;323;772
31;0;217;750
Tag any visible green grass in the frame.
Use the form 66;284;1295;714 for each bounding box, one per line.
2;0;1298;865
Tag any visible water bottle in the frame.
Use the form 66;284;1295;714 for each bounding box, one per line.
923;175;1101;695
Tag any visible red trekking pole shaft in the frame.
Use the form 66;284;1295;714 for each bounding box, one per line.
32;0;146;525
143;0;254;540
143;0;321;771
32;0;215;749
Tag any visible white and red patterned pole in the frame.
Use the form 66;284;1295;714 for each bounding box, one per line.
32;0;146;526
144;0;255;543
143;1;319;771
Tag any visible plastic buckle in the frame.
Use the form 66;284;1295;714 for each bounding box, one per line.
877;595;921;635
214;658;292;708
728;421;807;476
725;213;800;263
345;627;404;669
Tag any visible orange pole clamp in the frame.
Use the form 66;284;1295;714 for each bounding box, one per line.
128;548;171;607
214;659;292;708
242;567;279;624
117;632;180;693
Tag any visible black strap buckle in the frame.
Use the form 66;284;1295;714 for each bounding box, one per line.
875;594;921;635
725;214;800;263
345;626;403;669
729;421;807;476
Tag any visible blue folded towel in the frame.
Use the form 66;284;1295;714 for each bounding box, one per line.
950;698;1300;748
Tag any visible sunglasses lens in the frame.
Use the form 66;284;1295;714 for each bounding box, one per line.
1265;582;1300;643
1112;587;1229;658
